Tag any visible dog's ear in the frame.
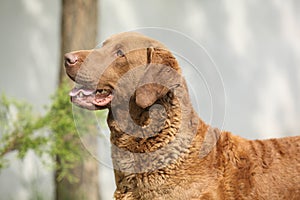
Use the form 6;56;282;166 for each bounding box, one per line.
135;47;181;109
135;82;169;109
146;46;154;64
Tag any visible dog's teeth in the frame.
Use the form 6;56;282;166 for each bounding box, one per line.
78;92;84;97
96;90;109;95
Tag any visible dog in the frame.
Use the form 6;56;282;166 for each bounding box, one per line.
65;32;300;200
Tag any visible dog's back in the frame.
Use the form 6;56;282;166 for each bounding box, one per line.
214;132;300;199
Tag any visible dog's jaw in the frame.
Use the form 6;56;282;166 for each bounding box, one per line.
69;85;113;110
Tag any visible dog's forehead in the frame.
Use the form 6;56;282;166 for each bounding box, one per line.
102;32;166;50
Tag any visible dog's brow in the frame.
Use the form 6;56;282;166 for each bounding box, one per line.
114;44;123;50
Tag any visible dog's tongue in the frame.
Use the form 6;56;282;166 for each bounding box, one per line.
93;92;112;106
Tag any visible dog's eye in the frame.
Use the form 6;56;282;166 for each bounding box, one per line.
116;49;124;57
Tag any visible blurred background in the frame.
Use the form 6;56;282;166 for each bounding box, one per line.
0;0;299;199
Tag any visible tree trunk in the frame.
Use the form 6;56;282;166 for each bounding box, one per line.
56;0;100;200
59;0;98;82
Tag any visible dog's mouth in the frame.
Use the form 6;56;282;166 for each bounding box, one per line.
69;85;113;110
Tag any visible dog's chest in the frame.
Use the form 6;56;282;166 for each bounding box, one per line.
113;162;220;200
113;173;174;199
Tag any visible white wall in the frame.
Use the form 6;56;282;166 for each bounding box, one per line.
0;0;299;199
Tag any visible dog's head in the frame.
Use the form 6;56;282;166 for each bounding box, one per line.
65;32;182;110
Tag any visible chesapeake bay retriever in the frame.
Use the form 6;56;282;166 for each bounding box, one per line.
64;32;300;200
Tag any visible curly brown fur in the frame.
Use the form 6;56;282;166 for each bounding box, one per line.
65;32;300;200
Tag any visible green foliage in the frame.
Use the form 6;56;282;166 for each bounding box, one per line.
40;82;84;182
0;81;106;182
0;94;47;168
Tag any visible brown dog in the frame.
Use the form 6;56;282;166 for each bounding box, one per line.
65;32;300;200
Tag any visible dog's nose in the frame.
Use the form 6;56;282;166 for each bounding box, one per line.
64;53;78;67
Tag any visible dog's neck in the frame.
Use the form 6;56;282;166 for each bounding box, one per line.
107;83;212;198
108;91;181;151
107;82;205;168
